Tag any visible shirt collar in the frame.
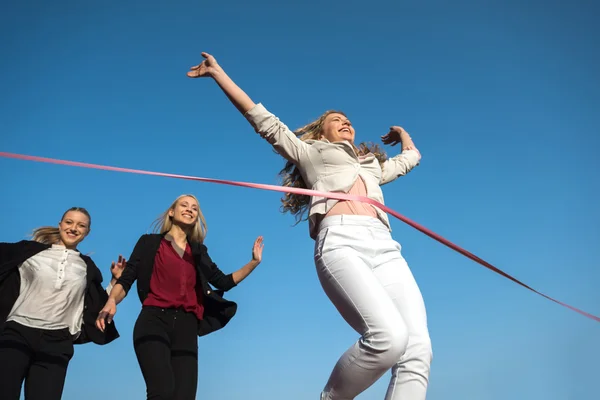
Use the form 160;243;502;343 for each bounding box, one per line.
51;244;80;253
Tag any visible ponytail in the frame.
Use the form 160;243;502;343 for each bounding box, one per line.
31;226;61;245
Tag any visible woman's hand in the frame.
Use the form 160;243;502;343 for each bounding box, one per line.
231;236;265;285
96;299;117;332
110;255;127;280
381;126;409;146
186;51;256;115
187;52;222;78
251;236;264;264
382;126;420;153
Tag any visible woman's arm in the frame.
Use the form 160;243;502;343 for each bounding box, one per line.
380;126;422;185
95;284;126;333
187;53;309;163
187;52;255;115
198;236;264;290
231;236;264;285
96;235;147;332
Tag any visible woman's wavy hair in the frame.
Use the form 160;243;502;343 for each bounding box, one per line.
279;110;387;223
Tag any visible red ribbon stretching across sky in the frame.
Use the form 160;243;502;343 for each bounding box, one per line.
1;151;598;323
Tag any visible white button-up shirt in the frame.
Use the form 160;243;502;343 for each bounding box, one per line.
245;103;421;239
7;245;87;336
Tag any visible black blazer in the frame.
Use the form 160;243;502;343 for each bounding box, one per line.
117;233;238;337
0;240;119;345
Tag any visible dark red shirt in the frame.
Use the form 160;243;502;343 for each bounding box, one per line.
143;238;204;320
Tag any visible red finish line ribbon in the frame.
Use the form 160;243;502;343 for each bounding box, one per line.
1;151;598;323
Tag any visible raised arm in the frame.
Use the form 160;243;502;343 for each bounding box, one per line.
196;236;264;291
187;52;255;115
187;52;309;163
380;126;422;185
232;236;264;285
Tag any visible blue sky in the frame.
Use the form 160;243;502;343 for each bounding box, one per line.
1;0;598;399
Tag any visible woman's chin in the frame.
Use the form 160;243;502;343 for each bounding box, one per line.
175;220;195;229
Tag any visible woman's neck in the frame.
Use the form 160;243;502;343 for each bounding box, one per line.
166;224;189;249
57;240;77;251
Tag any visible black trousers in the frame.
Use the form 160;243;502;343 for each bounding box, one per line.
0;321;74;400
134;306;199;400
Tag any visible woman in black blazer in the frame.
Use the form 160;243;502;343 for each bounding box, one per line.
0;206;121;400
96;194;264;400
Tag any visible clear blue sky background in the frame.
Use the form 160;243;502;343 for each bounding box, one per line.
1;1;598;399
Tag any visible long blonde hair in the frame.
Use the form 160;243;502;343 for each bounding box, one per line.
31;207;92;245
151;194;208;243
280;110;387;222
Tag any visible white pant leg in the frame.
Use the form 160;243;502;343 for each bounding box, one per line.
315;220;410;400
370;228;432;400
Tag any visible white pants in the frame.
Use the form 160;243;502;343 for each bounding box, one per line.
315;215;432;400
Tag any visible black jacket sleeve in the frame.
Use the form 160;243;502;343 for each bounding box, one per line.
116;234;147;294
197;244;236;291
0;241;37;284
0;241;24;264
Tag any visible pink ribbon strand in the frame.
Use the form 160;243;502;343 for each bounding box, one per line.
1;151;597;323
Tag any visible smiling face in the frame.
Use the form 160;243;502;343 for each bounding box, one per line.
168;196;199;228
58;210;90;249
320;112;355;143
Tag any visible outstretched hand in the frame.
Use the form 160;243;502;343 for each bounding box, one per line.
381;126;418;152
381;126;407;146
187;52;221;78
252;236;264;264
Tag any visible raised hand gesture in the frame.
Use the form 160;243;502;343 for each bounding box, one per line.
381;126;418;152
110;255;127;280
252;236;264;264
187;52;222;78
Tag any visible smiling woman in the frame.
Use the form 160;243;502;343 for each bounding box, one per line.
0;207;122;400
191;52;430;400
96;194;265;400
31;207;91;248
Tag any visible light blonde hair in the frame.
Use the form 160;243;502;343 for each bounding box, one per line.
31;207;92;245
280;110;387;223
151;194;208;243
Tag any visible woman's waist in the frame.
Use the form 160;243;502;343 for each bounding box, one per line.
326;197;379;219
317;214;389;231
307;177;383;199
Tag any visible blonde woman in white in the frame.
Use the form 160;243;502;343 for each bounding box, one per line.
189;53;432;400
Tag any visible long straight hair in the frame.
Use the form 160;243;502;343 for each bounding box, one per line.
151;194;208;243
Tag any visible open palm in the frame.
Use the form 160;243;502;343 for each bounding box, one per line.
252;236;264;263
187;52;220;78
